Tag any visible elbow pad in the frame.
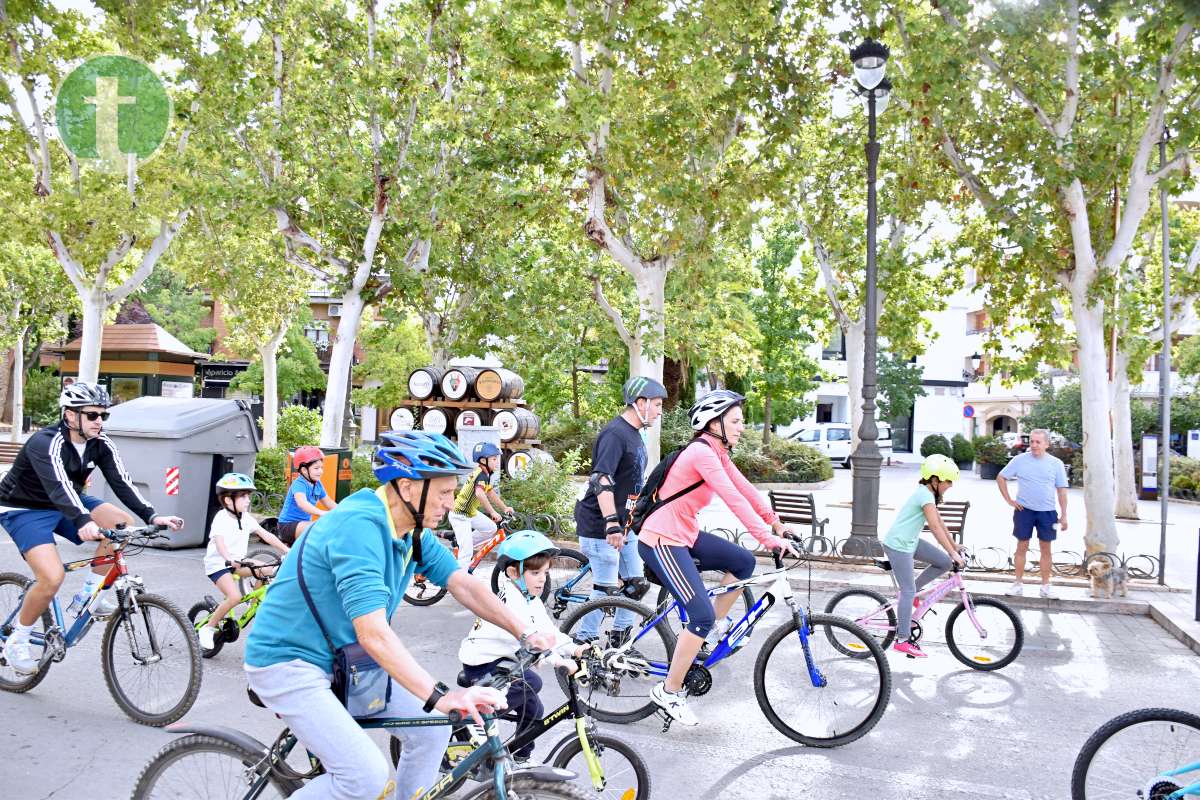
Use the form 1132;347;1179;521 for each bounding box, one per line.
588;472;616;498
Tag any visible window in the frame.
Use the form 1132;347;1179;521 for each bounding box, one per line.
822;330;846;361
827;427;851;441
109;376;145;405
796;429;820;443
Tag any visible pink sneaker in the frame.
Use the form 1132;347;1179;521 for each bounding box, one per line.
894;641;927;658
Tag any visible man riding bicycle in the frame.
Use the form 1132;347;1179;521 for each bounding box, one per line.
0;382;183;674
244;429;558;800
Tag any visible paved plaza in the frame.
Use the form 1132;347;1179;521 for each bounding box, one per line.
1;534;1197;799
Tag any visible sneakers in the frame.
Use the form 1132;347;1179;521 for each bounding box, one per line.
197;625;218;650
651;682;699;726
90;590;119;618
2;636;39;675
1039;584;1056;599
1004;582;1024;597
893;641;927;658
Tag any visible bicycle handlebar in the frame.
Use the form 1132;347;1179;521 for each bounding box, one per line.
100;523;170;541
477;646;547;690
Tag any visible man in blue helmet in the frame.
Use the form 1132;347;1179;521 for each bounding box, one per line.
244;430;557;800
572;375;667;645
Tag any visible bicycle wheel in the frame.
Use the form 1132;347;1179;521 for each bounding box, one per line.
753;613;892;747
550;731;651;800
556;596;676;724
945;596;1023;670
187;599;226;659
131;733;300;798
404;573;449;606
654;575;753;638
101;593;202;726
0;572;53;693
823;588;896;652
546;548;592;617
460;775;594;800
1071;707;1200;800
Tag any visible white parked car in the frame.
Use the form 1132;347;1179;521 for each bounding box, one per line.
789;422;893;469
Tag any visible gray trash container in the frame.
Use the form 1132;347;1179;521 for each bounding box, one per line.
89;397;260;548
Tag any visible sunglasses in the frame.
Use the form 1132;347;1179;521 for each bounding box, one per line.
78;410;110;421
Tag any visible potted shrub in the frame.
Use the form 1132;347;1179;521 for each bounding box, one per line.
920;434;954;459
973;435;1010;480
951;434;975;470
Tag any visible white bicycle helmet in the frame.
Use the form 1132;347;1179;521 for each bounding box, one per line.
59;381;112;409
689;390;745;433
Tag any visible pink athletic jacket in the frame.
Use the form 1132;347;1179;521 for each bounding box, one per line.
639;432;783;550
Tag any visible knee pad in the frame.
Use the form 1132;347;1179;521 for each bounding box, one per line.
620;577;651;601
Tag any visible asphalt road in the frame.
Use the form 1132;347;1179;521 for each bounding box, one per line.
1;537;1197;799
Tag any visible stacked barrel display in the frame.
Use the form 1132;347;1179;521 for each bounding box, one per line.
387;364;552;478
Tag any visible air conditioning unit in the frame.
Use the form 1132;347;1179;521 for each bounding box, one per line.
328;304;342;317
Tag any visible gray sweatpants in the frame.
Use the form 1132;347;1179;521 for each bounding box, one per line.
245;659;451;800
883;540;952;641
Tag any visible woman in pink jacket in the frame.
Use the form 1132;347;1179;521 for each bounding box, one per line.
640;390;799;727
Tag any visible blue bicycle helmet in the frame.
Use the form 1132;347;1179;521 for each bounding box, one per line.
374;430;473;483
472;441;502;463
215;472;256;493
496;530;558;598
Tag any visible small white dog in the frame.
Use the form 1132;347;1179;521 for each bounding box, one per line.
1087;560;1128;598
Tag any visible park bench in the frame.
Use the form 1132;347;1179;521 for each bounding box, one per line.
767;489;829;542
923;499;970;546
0;442;22;464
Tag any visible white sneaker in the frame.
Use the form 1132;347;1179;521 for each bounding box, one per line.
197;625;217;650
1004;582;1024;597
2;637;38;675
651;682;699;727
1039;584;1056;599
89;590;119;618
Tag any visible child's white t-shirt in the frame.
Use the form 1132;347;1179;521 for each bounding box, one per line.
203;510;258;575
458;575;575;667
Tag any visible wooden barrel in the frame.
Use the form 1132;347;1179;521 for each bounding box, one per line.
388;407;415;431
493;408;540;443
529;447;553;465
420;407;451;435
474;368;525;402
456;409;488;430
441;366;482;401
504;449;533;479
408;367;445;400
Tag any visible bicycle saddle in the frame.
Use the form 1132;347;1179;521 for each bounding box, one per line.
456;670;472;688
247;686;266;708
874;559;893;572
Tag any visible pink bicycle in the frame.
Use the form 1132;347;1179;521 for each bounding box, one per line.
824;560;1024;670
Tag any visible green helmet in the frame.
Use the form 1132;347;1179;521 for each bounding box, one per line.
920;454;960;483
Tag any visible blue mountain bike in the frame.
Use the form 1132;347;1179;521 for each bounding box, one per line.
1072;707;1200;799
556;547;892;747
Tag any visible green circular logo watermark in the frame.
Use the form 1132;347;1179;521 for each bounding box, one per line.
55;55;171;173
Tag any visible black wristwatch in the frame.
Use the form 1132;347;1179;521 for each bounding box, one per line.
423;681;449;713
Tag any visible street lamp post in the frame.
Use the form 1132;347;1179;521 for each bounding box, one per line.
1158;125;1171;589
847;38;892;556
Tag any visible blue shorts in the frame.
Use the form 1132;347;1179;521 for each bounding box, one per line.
1013;508;1058;542
639;530;756;638
208;568;234;584
0;495;105;555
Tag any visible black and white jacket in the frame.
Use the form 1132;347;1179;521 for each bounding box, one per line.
0;422;156;528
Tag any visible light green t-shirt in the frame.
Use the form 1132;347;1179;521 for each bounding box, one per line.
881;486;936;554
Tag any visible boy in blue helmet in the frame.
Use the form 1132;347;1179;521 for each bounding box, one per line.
459;530;585;762
244;431;558;800
449;440;514;571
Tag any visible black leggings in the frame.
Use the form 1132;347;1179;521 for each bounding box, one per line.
639;530;756;637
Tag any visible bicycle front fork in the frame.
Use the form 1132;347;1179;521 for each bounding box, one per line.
787;598;827;688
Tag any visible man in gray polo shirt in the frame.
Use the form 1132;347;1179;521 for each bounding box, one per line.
997;429;1069;598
